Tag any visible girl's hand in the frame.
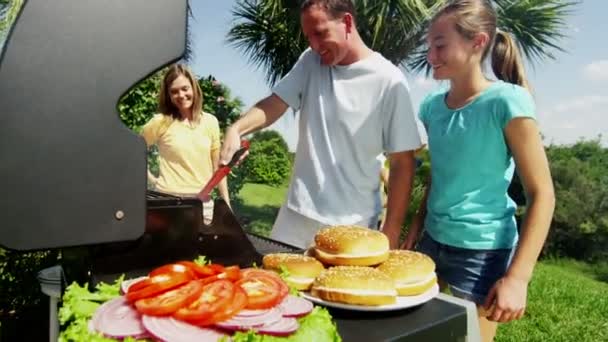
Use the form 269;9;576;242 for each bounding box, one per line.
483;275;529;322
400;220;421;250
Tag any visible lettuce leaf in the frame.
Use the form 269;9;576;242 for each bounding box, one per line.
59;276;122;326
277;266;300;296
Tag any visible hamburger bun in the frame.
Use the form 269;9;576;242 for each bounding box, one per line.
377;250;437;296
313;226;389;266
262;253;324;290
311;266;397;306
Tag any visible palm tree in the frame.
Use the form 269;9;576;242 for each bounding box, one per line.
227;0;579;85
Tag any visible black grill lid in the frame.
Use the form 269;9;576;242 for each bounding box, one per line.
0;0;188;251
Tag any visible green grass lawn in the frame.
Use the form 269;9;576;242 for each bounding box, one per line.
496;259;608;342
233;182;288;236
234;182;608;342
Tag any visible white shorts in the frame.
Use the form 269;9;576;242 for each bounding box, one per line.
270;204;379;249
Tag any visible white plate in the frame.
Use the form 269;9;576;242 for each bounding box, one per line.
300;284;439;312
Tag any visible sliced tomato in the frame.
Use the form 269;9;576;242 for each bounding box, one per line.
200;265;241;285
236;275;282;310
134;280;203;316
177;261;225;278
149;264;196;279
207;263;226;273
197;285;248;325
173;280;235;324
178;261;218;278
126;273;191;302
242;268;289;300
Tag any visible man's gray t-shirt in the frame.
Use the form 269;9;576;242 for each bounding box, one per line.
272;48;424;225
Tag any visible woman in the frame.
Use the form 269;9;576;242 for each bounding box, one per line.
402;1;555;341
142;64;229;224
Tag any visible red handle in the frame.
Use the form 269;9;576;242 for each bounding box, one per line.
197;140;250;201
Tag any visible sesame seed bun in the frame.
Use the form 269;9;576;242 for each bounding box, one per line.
313;226;389;266
262;253;325;290
311;266;397;306
376;250;437;296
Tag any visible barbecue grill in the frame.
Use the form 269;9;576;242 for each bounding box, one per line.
0;1;479;341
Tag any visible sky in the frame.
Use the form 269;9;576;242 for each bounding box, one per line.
188;1;607;151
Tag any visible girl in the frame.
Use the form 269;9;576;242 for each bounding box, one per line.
142;64;230;224
402;1;555;341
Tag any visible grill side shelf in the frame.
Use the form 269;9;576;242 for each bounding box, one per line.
246;233;304;255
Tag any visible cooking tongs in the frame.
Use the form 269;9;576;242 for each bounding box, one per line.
197;140;250;201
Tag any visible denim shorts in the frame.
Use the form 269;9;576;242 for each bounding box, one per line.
416;232;515;305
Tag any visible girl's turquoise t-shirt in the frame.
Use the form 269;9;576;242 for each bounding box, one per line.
420;81;535;250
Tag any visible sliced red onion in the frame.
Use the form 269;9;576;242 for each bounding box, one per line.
120;276;148;294
234;308;273;317
215;307;282;331
278;295;313;318
91;297;146;339
142;315;228;342
256;317;299;337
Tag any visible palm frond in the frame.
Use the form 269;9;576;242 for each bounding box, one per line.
0;0;23;44
356;0;433;65
226;0;306;86
408;0;578;74
495;0;579;62
183;1;193;62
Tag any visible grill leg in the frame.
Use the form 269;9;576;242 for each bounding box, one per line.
37;265;63;342
49;296;59;342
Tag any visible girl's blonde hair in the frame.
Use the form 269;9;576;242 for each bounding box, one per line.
158;63;204;123
432;0;529;89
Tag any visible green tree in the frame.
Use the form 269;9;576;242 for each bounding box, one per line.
227;0;578;85
543;139;608;261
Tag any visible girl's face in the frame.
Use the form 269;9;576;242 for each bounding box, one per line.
426;15;486;81
168;75;194;113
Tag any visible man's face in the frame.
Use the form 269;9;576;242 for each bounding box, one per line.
301;5;351;66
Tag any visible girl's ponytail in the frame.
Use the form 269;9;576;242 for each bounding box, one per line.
491;30;529;90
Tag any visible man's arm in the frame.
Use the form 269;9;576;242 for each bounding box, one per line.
220;94;289;164
381;150;416;249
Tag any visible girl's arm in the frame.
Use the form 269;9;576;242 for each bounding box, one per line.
504;117;555;283
485;117;555;322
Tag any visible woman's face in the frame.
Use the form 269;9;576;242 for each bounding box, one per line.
426;15;483;81
168;74;194;113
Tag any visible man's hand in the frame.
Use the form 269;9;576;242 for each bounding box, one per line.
220;126;244;165
219;94;289;165
483;275;529;322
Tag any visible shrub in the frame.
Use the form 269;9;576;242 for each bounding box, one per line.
543;140;608;261
241;130;292;187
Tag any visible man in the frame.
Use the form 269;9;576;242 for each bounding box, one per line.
220;0;424;249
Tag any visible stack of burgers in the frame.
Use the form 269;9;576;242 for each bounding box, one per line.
263;226;437;306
